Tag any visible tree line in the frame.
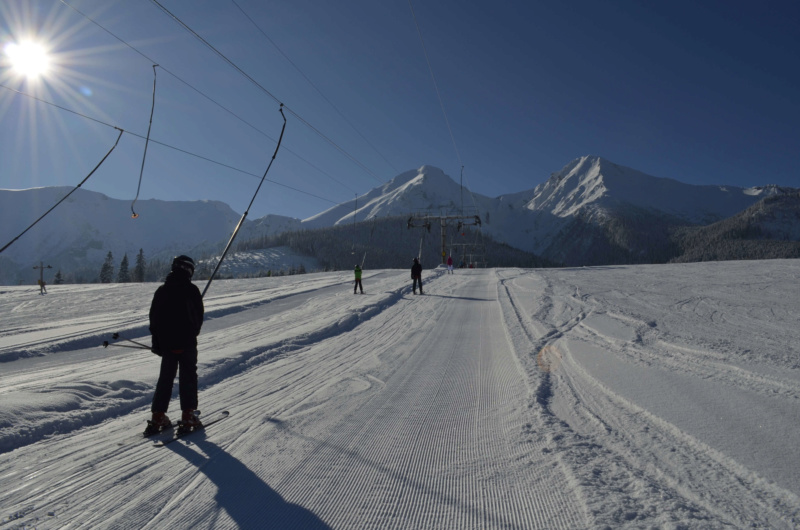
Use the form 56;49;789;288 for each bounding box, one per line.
235;215;553;271
48;249;173;285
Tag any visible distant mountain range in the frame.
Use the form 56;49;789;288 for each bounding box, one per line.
299;156;793;266
1;156;797;284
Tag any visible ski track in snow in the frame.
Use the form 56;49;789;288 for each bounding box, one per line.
1;262;800;528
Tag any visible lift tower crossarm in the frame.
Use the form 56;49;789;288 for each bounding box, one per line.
406;213;482;264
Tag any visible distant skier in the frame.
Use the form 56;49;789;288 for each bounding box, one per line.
411;257;423;295
354;264;364;294
446;255;454;274
38;279;47;294
148;255;204;432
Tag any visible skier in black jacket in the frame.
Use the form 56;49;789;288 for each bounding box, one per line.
411;257;423;295
148;255;204;432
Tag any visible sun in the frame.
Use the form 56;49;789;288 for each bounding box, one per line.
4;39;51;79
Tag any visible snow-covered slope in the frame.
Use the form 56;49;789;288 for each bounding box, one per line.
1;262;799;527
198;247;321;276
237;213;302;241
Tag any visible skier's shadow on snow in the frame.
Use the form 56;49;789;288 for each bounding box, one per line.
166;433;330;529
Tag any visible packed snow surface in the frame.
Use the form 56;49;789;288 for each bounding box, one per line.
1;261;799;528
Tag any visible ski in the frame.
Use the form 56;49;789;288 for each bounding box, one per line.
153;410;230;447
117;420;178;446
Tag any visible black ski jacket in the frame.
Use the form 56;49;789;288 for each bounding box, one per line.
411;262;422;279
149;271;204;354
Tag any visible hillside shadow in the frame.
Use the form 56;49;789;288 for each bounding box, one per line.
166;432;330;529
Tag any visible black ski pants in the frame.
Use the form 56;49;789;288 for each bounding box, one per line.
412;276;423;293
151;347;198;413
354;279;363;293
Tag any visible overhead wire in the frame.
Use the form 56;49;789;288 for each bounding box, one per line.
407;0;486;265
408;1;484;218
148;0;386;186
0;127;124;254
0;83;338;205
57;0;358;195
231;0;400;177
407;0;463;170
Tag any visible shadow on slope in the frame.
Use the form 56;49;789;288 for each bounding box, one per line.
167;433;331;529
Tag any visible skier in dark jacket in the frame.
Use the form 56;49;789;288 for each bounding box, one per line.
148;255;204;432
411;257;423;295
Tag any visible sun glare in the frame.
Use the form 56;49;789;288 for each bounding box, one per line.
5;40;51;79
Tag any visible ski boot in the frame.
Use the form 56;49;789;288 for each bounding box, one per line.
144;412;171;436
177;410;203;434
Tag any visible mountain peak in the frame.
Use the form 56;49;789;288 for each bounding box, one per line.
527;155;610;217
526;155;774;224
303;165;468;228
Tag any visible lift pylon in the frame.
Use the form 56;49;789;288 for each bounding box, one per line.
407;212;482;265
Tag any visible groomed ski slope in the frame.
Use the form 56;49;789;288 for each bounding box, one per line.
1;261;799;528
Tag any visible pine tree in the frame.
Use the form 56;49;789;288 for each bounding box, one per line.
99;251;115;283
133;249;146;282
117;253;131;283
54;270;64;285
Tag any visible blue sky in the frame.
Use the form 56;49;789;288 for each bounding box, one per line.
1;0;798;220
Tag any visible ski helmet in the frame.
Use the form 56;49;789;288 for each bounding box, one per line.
172;255;195;276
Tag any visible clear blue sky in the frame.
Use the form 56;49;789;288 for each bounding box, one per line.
1;0;798;220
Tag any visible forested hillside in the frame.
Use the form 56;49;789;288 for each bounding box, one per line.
235;216;554;271
670;193;800;263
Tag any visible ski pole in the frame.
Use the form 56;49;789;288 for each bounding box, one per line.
102;341;150;350
110;332;151;349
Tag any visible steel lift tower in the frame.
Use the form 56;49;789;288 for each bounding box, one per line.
407;213;482;265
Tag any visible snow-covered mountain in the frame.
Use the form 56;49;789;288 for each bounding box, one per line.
0;187;296;284
301;157;790;264
302;165;473;228
525;156;771;223
509;156;789;264
2;156;794;283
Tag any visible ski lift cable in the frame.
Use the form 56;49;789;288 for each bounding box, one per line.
57;0;357;196
407;0;463;170
202;105;287;298
0;84;341;206
148;0;386;186
352;193;358;253
0;128;124;255
0;82;117;129
231;0;400;176
131;64;159;219
408;1;487;222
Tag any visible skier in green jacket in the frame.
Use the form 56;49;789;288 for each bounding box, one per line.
354;264;364;294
